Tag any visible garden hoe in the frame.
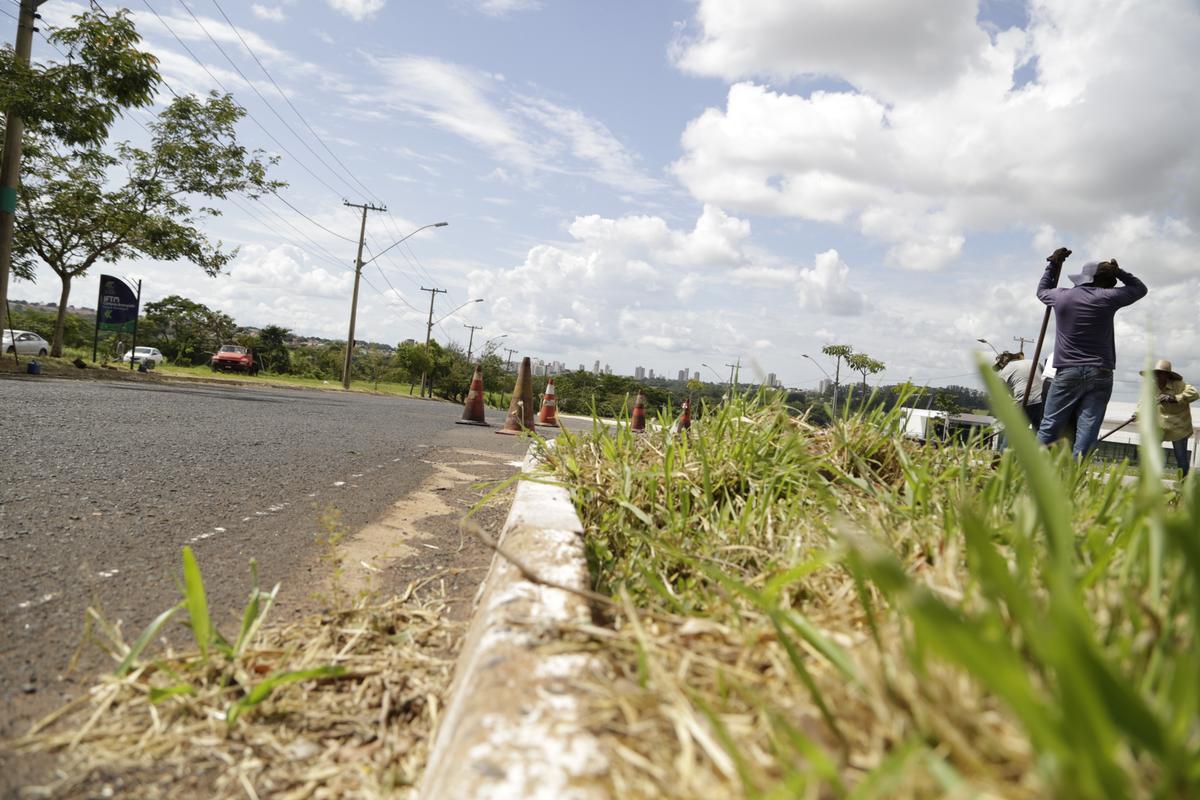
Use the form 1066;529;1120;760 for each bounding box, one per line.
1025;247;1071;406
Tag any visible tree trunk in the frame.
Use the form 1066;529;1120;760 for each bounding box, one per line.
833;359;841;417
51;273;71;357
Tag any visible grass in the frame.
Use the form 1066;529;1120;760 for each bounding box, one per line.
540;359;1199;798
13;547;465;798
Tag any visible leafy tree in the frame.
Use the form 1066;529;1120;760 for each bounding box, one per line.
819;344;854;416
1;7;160;331
846;352;886;406
143;295;234;364
16;89;280;355
255;325;292;374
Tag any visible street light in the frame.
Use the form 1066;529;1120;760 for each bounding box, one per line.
362;221;448;266
801;353;832;381
481;333;508;357
343;220;448;390
976;338;1000;356
700;362;724;383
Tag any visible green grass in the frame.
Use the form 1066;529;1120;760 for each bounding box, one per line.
543;361;1199;798
154;362;423;396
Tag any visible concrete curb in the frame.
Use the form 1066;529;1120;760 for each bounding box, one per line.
419;444;608;800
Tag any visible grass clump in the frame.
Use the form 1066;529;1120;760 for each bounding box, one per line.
13;549;463;799
543;362;1199;799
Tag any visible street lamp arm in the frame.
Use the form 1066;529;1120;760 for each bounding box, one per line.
432;298;483;326
801;353;833;380
362;221;448;266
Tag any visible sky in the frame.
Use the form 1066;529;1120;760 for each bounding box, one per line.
11;0;1200;397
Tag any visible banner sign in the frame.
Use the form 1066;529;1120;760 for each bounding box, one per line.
97;275;139;333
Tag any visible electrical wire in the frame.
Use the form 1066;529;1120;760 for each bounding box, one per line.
206;0;384;207
175;0;368;203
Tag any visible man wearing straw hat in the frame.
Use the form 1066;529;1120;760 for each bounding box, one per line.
1034;253;1147;457
1134;360;1198;477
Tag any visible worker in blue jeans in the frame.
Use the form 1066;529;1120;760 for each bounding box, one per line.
1034;249;1148;457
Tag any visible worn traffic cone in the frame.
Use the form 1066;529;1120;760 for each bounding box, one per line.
497;357;536;435
631;390;646;433
678;397;692;431
537;377;560;427
456;364;489;427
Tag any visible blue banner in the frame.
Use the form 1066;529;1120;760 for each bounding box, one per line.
97;275;139;333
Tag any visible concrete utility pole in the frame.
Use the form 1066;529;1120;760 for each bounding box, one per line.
0;0;47;332
1013;335;1034;354
418;286;446;397
725;359;740;392
341;200;386;390
463;323;482;361
503;347;517;371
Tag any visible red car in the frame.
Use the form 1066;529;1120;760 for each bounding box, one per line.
210;344;259;374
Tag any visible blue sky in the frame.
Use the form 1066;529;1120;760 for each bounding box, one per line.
16;0;1200;397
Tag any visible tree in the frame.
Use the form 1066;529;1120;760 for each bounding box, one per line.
0;7;161;330
820;344;854;416
143;295;234;364
846;352;886;406
255;325;292;374
16;88;280;355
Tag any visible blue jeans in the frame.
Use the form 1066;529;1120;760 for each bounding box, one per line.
1172;437;1191;476
1036;366;1113;457
997;401;1044;451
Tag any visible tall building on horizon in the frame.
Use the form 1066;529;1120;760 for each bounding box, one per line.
634;365;646;380
648;369;655;380
677;368;687;382
693;371;700;382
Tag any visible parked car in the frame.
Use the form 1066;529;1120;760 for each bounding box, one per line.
210;344;258;374
2;329;50;356
119;346;164;368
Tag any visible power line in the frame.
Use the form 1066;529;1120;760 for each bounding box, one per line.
206;0;384;207
270;191;356;243
175;0;367;202
139;0;347;198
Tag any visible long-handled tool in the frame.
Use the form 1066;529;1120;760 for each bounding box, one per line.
1024;248;1071;406
1098;416;1136;443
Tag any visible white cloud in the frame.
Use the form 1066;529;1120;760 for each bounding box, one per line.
473;0;541;16
672;0;1200;272
360;55;662;192
326;0;385;21
465;208;867;362
796;250;866;316
251;4;286;22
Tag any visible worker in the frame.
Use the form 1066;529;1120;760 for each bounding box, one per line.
1034;250;1147;457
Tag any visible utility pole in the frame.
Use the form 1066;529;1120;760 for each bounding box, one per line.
725;358;740;392
463;323;482;361
0;0;46;332
503;347;517;372
341;200;386;390
419;286;446;397
1013;335;1034;354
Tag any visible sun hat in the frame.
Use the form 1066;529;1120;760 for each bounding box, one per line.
1140;359;1182;381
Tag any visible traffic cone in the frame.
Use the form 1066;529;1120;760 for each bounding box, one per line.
456;364;489;426
537;377;559;427
678;397;692;431
497;357;536;435
631;390;646;433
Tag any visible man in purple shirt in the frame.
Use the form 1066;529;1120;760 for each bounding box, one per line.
1035;248;1147;456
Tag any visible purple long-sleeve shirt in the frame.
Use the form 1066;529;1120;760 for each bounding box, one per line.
1037;265;1147;370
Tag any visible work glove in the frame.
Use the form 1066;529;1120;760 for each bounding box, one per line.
1046;247;1072;265
1158;394;1176;405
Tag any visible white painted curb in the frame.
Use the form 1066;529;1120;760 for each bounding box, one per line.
419;445;608;800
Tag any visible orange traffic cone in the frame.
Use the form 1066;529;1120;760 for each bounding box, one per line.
678;397;692;431
631;390;646;433
497;357;536;435
537;377;559;427
456;364;489;426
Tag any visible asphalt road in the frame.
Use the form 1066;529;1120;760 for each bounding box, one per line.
0;375;537;751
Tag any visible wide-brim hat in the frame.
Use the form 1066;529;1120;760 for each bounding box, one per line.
1068;261;1100;286
1140;359;1182;381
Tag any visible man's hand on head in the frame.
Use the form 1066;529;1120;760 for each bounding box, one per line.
1159;394;1176;405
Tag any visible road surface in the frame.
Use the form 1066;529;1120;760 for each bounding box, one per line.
0;374;549;789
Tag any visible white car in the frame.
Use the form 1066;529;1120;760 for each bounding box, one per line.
119;346;164;367
2;329;50;356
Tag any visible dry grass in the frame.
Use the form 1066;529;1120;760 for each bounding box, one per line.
12;578;463;799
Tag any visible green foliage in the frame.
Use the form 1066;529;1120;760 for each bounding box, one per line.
254;325;292;374
8;9;281;354
144;294;235;364
547;369;1200;796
